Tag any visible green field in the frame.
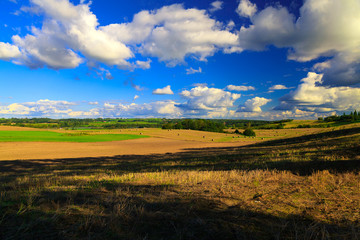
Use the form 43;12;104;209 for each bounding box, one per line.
0;131;149;142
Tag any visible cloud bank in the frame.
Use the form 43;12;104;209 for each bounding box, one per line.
275;72;360;112
238;0;360;86
1;0;239;70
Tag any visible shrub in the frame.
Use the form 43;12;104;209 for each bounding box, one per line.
243;128;256;137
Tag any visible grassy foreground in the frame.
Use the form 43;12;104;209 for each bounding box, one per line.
0;130;149;142
0;127;359;239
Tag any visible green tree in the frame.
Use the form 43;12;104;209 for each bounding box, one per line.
243;122;256;137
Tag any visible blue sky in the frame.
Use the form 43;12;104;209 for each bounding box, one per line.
0;0;359;119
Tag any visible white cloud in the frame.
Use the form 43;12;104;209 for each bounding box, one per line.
0;96;336;120
238;0;360;86
276;72;360;112
236;0;257;18
8;0;128;69
92;100;182;118
0;99;183;118
238;6;296;51
152;85;174;95
0;103;30;115
135;59;151;70
238;97;271;112
1;1;240;71
209;1;223;12
103;4;239;66
268;85;290;92
0;99;76;117
133;95;139;101
269;85;289;90
0;42;21;60
68;108;100;118
186;67;202;75
226;20;235;30
178;86;240;115
227;85;255;91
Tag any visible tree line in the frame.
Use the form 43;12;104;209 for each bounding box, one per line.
322;110;360;122
162;119;225;133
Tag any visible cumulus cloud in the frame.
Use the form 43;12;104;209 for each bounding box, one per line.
152;85;174;95
79;101;182;118
135;59;151;70
238;5;296;51
275;72;360;112
209;1;223;12
10;0;132;69
236;0;257;18
0;99;182;118
178;86;240;116
1;1;239;70
102;4;239;66
227;85;255;91
238;0;360;86
0;99;76;117
0;97;332;120
238;97;271;112
0;103;31;115
186;67;202;75
133;95;139;101
0;42;21;60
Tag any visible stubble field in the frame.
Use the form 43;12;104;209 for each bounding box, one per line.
0;124;359;239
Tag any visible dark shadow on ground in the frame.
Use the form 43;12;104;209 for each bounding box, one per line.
0;127;359;179
1;127;360;239
2;182;359;240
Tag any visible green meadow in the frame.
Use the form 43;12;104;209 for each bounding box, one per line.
0;131;149;142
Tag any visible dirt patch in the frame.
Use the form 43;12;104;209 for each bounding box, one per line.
0;137;254;160
0;126;337;161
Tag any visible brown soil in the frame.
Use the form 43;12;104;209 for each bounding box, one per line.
0;125;335;161
0;137;254;161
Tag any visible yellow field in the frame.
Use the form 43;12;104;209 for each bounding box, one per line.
1;124;359;239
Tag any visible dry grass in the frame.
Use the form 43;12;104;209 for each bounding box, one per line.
0;125;360;239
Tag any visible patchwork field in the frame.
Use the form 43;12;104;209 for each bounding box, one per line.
0;124;359;239
0;125;328;160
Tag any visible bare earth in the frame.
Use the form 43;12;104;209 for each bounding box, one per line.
0;138;255;160
0;125;332;161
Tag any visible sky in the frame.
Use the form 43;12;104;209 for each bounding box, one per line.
0;0;360;120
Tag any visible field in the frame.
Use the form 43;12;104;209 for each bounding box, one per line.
0;130;149;143
0;123;359;239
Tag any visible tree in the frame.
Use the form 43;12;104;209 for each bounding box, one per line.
243;128;256;137
243;122;256;137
